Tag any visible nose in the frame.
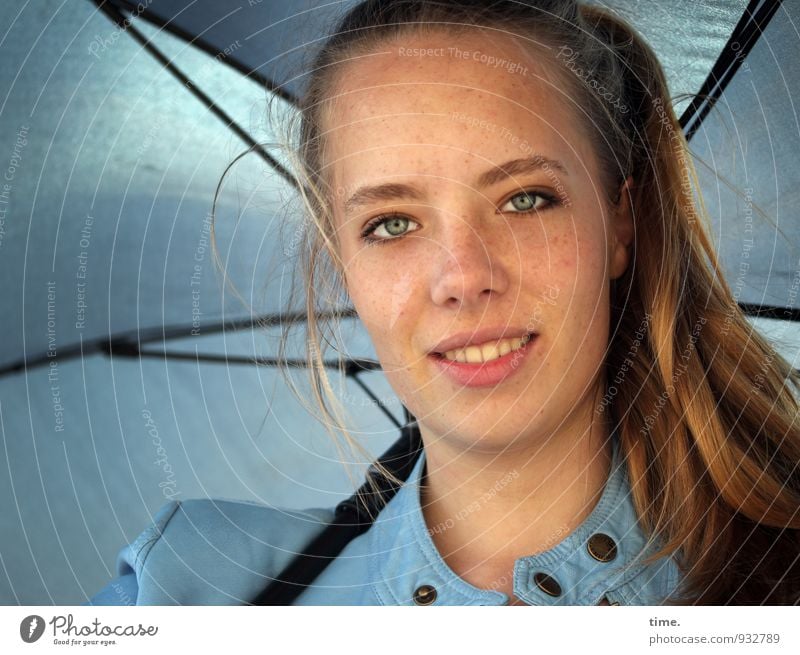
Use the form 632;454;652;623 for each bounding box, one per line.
429;218;510;310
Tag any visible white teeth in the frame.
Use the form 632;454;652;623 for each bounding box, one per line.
480;341;501;361
441;334;531;364
465;346;481;362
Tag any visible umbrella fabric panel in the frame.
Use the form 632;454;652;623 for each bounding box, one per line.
593;0;749;117
0;345;399;604
106;0;358;102
690;0;800;313
0;1;300;369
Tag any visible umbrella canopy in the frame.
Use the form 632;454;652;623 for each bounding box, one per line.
0;0;797;604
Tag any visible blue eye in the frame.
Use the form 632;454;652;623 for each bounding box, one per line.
360;213;420;245
500;190;558;213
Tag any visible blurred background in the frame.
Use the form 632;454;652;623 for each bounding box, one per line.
0;0;798;604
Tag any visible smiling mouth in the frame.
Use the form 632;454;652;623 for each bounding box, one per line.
433;333;534;364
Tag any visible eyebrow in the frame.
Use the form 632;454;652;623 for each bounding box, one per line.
343;155;569;214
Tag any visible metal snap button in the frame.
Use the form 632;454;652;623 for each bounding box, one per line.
587;533;618;562
533;572;562;597
413;584;437;605
586;532;617;562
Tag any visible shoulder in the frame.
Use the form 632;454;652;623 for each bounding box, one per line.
114;498;335;605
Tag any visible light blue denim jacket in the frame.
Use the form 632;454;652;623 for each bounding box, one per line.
89;429;684;605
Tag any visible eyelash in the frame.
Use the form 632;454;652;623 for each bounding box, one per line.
359;189;560;246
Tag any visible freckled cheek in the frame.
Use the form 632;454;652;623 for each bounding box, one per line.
528;231;608;330
568;236;611;333
345;259;420;356
576;227;609;282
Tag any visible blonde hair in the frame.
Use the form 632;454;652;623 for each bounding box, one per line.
235;0;800;603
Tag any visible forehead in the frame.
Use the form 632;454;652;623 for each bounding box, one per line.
322;29;597;200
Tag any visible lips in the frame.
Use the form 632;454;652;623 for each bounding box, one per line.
428;330;537;388
439;333;532;363
429;326;535;355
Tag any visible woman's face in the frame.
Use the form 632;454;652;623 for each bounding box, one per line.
324;30;633;452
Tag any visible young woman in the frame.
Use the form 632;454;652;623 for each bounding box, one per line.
90;0;800;605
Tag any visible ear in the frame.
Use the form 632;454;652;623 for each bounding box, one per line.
608;175;635;280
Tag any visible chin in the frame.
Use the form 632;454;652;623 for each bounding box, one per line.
418;409;545;454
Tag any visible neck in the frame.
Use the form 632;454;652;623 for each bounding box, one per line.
417;403;613;593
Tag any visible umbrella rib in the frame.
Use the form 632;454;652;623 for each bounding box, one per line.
348;372;403;429
132;348;382;373
90;0;298;189
679;0;783;141
2;304;798;378
99;0;299;106
0;309;359;376
737;304;800;322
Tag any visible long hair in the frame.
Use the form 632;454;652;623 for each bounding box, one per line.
261;0;800;604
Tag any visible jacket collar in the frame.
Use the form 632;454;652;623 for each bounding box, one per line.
368;426;681;605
